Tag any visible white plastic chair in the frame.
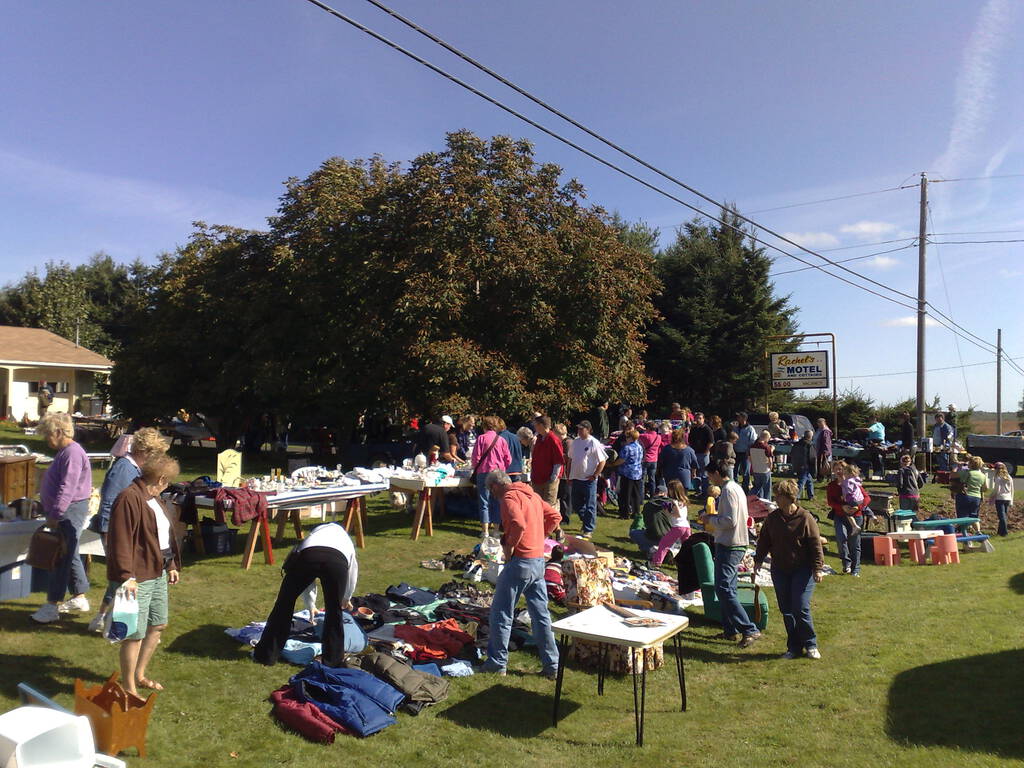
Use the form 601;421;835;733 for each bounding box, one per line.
0;706;125;768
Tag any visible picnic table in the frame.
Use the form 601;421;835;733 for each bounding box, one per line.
388;474;474;540
911;517;980;532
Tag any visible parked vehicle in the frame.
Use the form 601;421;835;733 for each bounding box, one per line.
965;434;1024;477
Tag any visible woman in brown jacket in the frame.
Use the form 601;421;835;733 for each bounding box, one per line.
753;478;824;660
106;455;181;695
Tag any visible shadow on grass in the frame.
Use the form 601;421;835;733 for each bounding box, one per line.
0;653;97;700
1009;572;1024;594
165;623;246;660
888;649;1024;759
438;684;578;736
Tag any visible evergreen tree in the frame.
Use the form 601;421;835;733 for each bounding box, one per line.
645;210;796;414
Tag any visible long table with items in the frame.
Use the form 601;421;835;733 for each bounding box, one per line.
387;474;474;540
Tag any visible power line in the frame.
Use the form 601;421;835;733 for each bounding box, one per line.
746;183;917;214
929;229;1024;237
837;356;1024;380
928;204;971;405
769;243;916;277
300;0;922;314
931;173;1024;184
349;0;922;306
927;238;1024;245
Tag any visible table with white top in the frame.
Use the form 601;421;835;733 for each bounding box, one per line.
551;604;689;746
387;474;473;540
884;529;941;564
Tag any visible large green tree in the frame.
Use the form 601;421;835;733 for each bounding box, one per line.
644;212;796;414
110;131;659;445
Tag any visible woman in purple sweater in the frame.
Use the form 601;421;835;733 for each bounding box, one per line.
31;412;94;624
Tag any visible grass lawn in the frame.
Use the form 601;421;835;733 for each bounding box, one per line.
1;425;1022;767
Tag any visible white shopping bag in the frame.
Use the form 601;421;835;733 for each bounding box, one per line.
105;584;139;644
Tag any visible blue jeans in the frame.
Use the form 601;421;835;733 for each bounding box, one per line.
628;527;654;559
486;557;559;673
679;469;693;492
771;565;817;654
713;544;757;637
994;500;1009;536
798;471;814;500
475;473;501;526
752;472;772;499
642;462;657;498
935;452;950;471
47;500;91;603
570;478;597;535
695;452;710;495
834;516;861;574
735;452;751;491
955;494;981;519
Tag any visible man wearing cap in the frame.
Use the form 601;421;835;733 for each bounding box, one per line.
564;420;607;539
418;415;454;462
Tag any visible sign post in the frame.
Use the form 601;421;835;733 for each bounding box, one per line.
765;333;838;440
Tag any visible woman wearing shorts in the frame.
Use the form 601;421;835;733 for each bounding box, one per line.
107;454;181;696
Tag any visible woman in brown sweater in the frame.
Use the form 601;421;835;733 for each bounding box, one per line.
106;455;181;695
753;478;824;660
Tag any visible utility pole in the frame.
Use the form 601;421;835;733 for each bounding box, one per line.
916;172;927;439
996;328;1002;434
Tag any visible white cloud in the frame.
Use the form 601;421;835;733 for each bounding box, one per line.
883;316;940;328
839;221;897;239
864;255;900;270
998;268;1024;278
0;148;273;229
781;231;839;248
934;0;1015;176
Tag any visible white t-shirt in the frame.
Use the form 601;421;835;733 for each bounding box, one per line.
296;523;359;604
146;498;172;551
567;436;608;481
669;499;689;528
749;447;771;474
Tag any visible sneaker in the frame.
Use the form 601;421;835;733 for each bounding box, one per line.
30;603;60;624
806;647;822;660
539;668;558;680
57;596;90;613
842;566;852;575
480;661;506;676
780;651;798;659
738;632;762;648
852;572;860;578
87;612;107;633
714;632;739;641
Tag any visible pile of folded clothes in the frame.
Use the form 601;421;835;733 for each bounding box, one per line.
228;579;534;741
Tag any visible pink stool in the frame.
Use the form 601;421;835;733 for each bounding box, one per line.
874;536;900;566
931;534;960;565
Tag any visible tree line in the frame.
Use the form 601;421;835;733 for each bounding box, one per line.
0;130;944;447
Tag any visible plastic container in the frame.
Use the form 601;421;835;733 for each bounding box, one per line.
0;705;126;768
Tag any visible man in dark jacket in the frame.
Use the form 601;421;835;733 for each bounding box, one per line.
899;412;916;455
589;401;610;442
790;430;815;500
688;412;716;495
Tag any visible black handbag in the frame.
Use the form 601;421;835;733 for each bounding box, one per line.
26;524;67;570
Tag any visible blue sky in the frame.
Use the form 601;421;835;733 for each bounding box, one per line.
2;0;1022;412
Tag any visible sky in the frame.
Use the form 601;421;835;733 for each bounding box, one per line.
2;0;1022;412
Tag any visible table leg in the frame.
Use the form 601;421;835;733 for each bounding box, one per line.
260;517;275;565
632;648;642;746
640;652;647;746
190;523;206;555
273;509;289;543
344;498;365;549
436;487;446;520
552;635;568;727
597;642;607;696
424;489;434;537
291;509;304;540
673;633;687;711
241;519;259;570
411;490;428;540
909;539;925;565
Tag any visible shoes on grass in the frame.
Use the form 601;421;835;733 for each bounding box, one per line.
539;668;558;680
714;632;739;641
31;603;60;624
87;612;107;633
806;647;822;660
419;560;445;570
480;661;506;676
58;596;90;613
780;651;798;659
738;632;761;648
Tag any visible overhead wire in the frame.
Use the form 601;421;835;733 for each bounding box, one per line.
837;356;1024;380
769;243;916;277
299;0;923;314
746;183;918;214
349;0;924;305
306;0;1015;362
926;238;1024;245
930;173;1024;184
928;204;971;404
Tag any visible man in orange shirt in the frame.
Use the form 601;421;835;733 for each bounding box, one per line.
481;470;562;678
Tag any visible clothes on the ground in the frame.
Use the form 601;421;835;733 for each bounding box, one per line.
40;439;91;520
270;684;350;743
290;662;405;738
394;618;475;661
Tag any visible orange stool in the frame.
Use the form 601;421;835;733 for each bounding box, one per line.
930;533;960;565
873;536;900;566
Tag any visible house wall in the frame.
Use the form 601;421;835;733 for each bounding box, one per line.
1;366;106;420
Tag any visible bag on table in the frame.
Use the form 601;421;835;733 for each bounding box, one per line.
105;585;139;644
26;524;67;570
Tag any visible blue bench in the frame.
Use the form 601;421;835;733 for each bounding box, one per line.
956;534;992;552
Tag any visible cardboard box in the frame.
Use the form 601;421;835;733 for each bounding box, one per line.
563;535;615;567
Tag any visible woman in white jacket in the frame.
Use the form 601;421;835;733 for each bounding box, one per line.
989;462;1015;537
